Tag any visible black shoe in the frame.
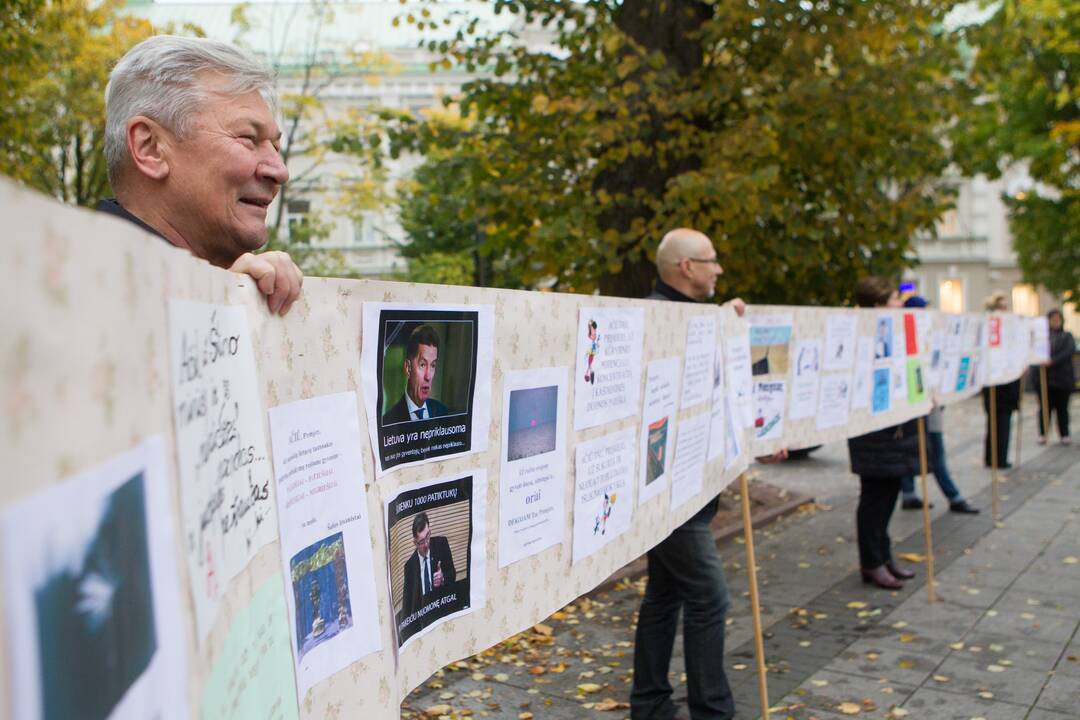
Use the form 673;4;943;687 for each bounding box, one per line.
902;497;932;510
950;500;980;514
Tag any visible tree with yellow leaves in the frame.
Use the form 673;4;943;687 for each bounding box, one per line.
0;0;155;206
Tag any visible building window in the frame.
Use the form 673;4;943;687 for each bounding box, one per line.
286;199;311;234
940;279;964;313
1011;284;1039;316
352;214;377;247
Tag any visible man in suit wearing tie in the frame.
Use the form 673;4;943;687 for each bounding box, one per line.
401;512;456;617
383;324;451;425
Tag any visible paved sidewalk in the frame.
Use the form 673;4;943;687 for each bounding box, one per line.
402;395;1078;719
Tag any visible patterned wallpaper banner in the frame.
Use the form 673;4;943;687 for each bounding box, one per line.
0;179;1037;719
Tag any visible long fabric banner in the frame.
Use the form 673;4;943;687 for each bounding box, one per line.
0;179;1042;720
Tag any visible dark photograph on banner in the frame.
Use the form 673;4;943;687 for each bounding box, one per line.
386;475;475;648
290;533;353;662
34;472;157;720
376;309;479;471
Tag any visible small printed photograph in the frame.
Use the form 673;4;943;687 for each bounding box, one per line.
386;475;476;648
31;472;158;720
506;385;559;462
369;306;486;473
875;317;894;359
872;367;891;413
379;318;475;426
749;322;792;377
645;416;670;486
289;533;352;661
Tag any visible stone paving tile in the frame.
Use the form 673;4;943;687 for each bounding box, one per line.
969;609;1079;645
1025;709;1076;720
1011;569;1080;597
1033;671;1080;715
990;587;1080;621
933;563;1018;590
820;639;942;687
898;686;1029;720
948;630;1068;674
777;669;915;720
928;653;1053;707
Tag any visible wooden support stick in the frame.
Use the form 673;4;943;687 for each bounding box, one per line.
990;385;1000;521
917;418;936;604
739;473;770;720
1016;378;1023;468
1040;366;1051;441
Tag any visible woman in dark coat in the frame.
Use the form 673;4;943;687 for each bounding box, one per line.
1036;308;1076;445
848;277;920;589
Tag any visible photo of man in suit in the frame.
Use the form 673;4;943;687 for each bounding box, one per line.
382;324;450;425
401;512;456;617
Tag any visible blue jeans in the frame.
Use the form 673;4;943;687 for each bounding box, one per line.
900;430;960;501
631;499;734;720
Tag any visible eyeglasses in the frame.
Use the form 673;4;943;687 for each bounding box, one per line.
687;257;721;267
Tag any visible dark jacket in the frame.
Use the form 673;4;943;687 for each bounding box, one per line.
401;535;456;617
982;378;1021;413
847;418;920;479
1045;330;1077;391
382;395;450;426
97;199;169;241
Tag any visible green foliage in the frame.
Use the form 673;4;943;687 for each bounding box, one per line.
230;1;395;277
0;0;155;205
291;538;344;583
404;250;476;286
953;0;1080;299
368;0;964;303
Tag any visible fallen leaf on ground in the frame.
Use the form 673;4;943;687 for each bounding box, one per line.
987;664;1005;673
577;683;602;694
424;705;451;717
494;673;509;682
898;553;925;562
593;698;630;711
1063;556;1078;565
532;623;553;636
932;675;950;683
837;701;861;714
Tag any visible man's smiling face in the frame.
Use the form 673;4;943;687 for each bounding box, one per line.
162;73;288;265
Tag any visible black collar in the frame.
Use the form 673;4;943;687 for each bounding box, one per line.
652;278;699;304
96;198;168;242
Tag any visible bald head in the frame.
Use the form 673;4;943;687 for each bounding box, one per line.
655;228;723;301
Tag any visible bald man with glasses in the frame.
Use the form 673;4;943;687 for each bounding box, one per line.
632;228;779;720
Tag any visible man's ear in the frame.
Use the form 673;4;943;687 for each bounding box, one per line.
677;257;693;279
126;116;171;181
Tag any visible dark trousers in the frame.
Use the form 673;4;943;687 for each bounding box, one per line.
983;405;1014;466
901;430;961;501
856;476;901;569
1038;387;1072;439
631;501;734;720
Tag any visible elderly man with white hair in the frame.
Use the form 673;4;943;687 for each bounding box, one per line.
632;228;782;720
98;35;302;315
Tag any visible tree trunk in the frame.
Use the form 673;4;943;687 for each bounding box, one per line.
592;0;713;298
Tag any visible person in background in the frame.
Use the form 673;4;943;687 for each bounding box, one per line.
1035;308;1076;445
981;293;1020;468
847;277;919;590
898;296;979;514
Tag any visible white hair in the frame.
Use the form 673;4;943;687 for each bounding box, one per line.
104;35;277;188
